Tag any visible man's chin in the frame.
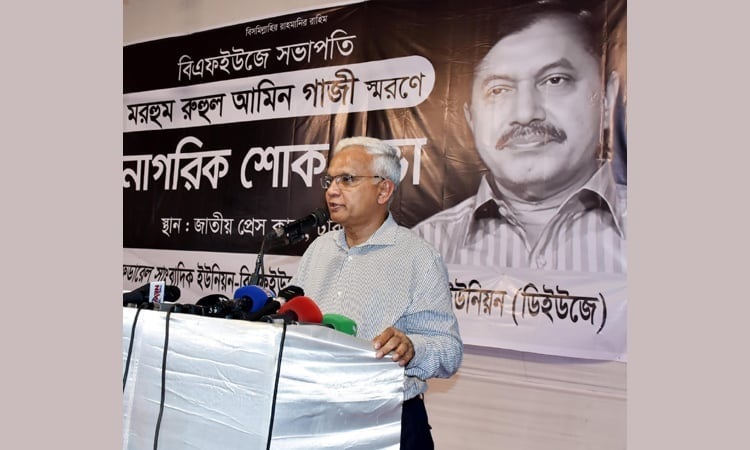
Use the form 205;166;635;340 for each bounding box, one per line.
491;168;564;194
328;209;346;225
489;154;559;177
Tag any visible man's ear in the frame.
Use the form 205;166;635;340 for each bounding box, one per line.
604;71;621;130
376;179;395;206
463;102;474;133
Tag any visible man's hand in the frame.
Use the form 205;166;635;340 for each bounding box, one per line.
372;326;414;367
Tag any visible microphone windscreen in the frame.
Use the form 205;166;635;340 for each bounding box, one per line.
123;289;145;306
123;283;151;306
196;294;233;317
278;296;323;323
321;313;358;336
164;285;181;302
233;285;274;312
196;293;230;307
123;282;180;305
277;285;305;301
312;207;330;224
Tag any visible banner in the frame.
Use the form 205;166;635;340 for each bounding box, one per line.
124;0;628;361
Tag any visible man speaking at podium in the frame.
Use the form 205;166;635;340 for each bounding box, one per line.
291;136;463;449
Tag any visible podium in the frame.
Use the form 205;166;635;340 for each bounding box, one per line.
122;308;404;449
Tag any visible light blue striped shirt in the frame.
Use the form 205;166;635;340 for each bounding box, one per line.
291;214;463;400
413;162;627;273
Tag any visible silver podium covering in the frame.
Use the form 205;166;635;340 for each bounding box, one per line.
122;308;404;449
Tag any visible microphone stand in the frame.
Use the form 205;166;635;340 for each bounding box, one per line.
249;236;268;286
250;230;285;286
250;217;319;285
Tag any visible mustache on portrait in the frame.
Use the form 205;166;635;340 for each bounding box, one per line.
495;122;567;150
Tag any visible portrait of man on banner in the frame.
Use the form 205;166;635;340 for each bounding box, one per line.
413;0;626;274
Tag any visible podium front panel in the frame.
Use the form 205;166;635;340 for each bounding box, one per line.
122;308;403;449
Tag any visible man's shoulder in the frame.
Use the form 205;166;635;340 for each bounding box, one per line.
304;228;339;252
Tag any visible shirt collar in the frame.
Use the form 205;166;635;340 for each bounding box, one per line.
334;213;398;250
467;161;625;240
576;161;626;237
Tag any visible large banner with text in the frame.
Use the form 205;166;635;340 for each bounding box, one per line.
124;0;627;361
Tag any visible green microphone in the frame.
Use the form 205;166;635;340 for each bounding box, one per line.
322;313;358;336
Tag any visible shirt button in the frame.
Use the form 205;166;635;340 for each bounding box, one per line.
536;255;546;268
498;205;508;216
337;291;342;297
347;256;353;261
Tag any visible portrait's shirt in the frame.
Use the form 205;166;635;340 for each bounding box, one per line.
413;162;626;273
291;214;463;400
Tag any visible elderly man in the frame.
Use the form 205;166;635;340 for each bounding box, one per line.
290;136;463;449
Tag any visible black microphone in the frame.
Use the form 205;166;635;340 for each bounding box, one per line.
275;285;305;305
267;208;329;246
123;282;180;307
196;293;235;318
244;298;283;321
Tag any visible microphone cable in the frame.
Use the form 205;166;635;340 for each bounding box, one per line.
265;320;288;450
122;301;150;392
152;305;176;450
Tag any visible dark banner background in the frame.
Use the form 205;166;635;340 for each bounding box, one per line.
123;0;624;256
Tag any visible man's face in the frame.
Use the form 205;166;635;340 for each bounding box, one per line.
325;145;385;228
465;16;606;201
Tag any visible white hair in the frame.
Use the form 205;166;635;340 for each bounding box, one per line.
332;136;402;188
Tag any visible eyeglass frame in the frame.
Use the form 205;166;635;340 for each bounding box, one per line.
320;173;385;190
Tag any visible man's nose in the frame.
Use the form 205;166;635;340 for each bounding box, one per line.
325;182;341;197
510;83;545;125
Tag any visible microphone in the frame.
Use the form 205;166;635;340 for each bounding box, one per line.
172;303;206;316
243;298;283;321
267;208;329;246
321;313;358;336
261;296;323;324
242;285;304;322
233;285;275;313
196;293;234;318
123;282;180;307
275;285;305;306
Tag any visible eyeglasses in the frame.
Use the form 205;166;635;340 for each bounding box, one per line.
320;174;385;190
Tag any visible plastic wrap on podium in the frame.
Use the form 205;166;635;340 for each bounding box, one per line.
122;308;404;449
